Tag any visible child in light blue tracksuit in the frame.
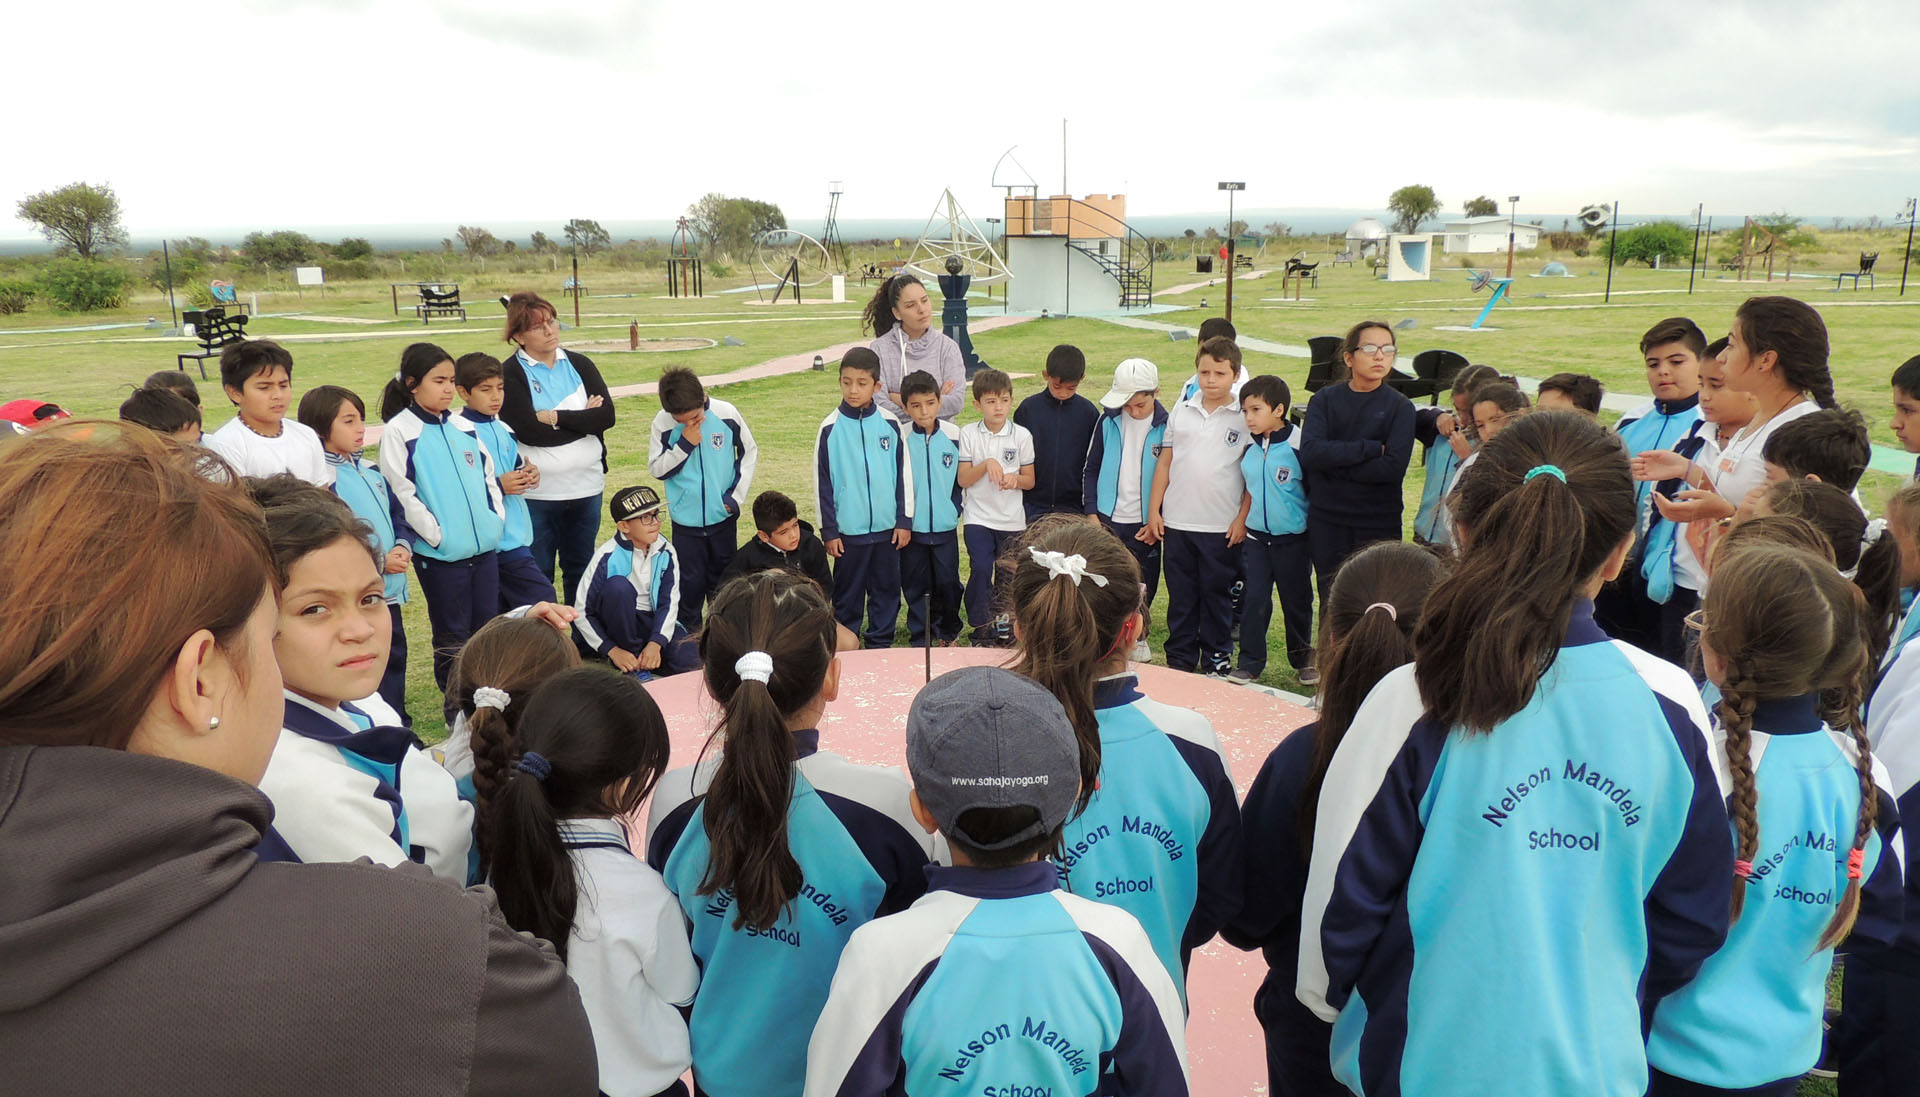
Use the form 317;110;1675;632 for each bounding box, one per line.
649;366;758;632
1007;518;1244;1007
898;370;964;647
805;666;1190;1097
1085;357;1169;606
378;343;506;690
814;348;911;648
1649;547;1902;1097
298;384;412;725
1236;375;1313;681
1299;413;1732;1097
456;352;557;614
574;486;699;680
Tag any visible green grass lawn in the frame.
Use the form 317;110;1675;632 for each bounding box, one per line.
5;258;1916;749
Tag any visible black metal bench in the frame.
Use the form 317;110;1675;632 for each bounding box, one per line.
860;263;900;285
416;285;466;323
177;307;248;379
1838;252;1877;290
1395;349;1470;405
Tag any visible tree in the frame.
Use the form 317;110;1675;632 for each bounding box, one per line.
240;230;317;269
1182;228;1197;239
1227;220;1248;238
1387;185;1441;234
145;247;204;292
334;237;374;260
563;219;611;255
1264;221;1291;239
529;230;556;254
1463;195;1500;218
172;236;214;262
1604;221;1692;266
685;194;787;258
456;225;501;257
17;181;129;259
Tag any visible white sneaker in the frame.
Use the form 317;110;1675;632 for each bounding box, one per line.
1130;638;1152;662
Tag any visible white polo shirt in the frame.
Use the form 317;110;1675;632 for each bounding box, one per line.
204;417;330;486
1161;393;1249;533
558;817;699;1097
959;418;1035;532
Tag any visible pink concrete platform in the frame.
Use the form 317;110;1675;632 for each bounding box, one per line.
637;646;1315;1096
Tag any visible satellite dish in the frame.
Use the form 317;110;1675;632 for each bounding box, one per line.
1467;269;1493;293
1579;204;1612;229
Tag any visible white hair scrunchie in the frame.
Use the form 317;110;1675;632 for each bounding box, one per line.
472;686;511;712
1028;547;1108;588
1364;602;1399;621
734;650;775;684
1864;517;1888;551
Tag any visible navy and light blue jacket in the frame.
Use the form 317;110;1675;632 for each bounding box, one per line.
1640;419;1715;603
1649;695;1903;1090
376;404;506;563
1241;422;1308;537
325;452;408;604
646;733;937;1097
1412;408;1467;544
574;533;682;654
802;862;1190;1097
1298;602;1733;1097
905;419;963;538
1082;404;1169;519
814;402;912;543
648;397;759;530
1616;395;1703;542
1866;600;1920;964
457;409;532;552
1057;675;1244;1005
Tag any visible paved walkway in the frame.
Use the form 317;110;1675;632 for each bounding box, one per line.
363;315;1032;446
1099;315;1309;358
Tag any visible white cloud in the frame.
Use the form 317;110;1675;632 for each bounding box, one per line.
4;0;1914;243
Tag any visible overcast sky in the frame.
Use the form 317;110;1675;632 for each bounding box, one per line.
6;0;1916;242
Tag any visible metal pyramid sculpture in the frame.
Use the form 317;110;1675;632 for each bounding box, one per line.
905;189;1011;285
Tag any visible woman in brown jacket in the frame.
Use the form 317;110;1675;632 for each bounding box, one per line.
0;423;598;1097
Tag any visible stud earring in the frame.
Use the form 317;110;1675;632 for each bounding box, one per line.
208;716;222;730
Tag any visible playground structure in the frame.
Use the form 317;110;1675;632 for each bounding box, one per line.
1001;191;1153;315
903;189;1010;286
1383;233;1435;281
1734;217;1788;281
751;229;836;304
666;217;703;298
1465;268;1513;329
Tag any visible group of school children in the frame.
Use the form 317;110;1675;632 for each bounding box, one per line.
12;279;1920;1097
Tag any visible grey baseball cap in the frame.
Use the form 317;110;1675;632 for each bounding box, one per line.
906;666;1081;851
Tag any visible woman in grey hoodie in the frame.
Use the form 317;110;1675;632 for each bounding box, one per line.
0;422;598;1097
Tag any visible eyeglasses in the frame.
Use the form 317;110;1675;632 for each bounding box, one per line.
1683;609;1706;634
1355;344;1398;357
630;512;662;525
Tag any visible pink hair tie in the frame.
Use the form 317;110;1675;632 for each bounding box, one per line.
1847;848;1866;881
1732;859;1754;880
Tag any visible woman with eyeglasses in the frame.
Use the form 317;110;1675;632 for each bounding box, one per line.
498;291;616;605
1298;320;1417;608
0;423;597;1097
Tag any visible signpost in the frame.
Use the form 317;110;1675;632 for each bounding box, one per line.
1219;182;1245;321
1505;195;1520;279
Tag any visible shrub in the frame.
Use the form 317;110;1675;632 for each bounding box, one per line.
38;259;133;311
1604;221;1692;267
0;279;34;314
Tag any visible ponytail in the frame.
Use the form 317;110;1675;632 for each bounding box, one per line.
1736;296;1835;408
1008;516;1144;811
1854;529;1903;671
1298;542;1443;857
1718;660;1762;922
861;273;923;339
485;668;671;961
380;341;453;421
449;615;581;875
696;570;838;931
1703;545;1873;941
1414;412;1633;732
